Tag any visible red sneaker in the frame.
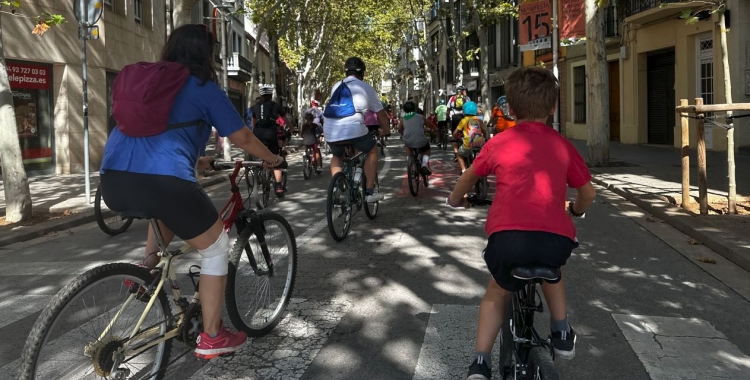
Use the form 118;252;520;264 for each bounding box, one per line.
194;327;247;359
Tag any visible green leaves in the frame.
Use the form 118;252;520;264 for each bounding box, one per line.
1;1;66;35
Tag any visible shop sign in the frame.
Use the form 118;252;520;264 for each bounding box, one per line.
12;90;37;137
519;0;551;47
6;62;51;90
466;80;478;91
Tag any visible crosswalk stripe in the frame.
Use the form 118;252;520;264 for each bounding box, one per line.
613;314;750;379
413;304;501;380
0;295;52;329
187;298;351;380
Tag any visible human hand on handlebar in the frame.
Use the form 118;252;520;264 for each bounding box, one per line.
263;155;287;170
197;156;214;171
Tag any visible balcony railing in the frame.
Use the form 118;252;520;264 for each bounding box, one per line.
604;5;620;37
623;0;689;17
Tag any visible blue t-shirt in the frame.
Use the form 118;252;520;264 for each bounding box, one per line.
101;76;244;182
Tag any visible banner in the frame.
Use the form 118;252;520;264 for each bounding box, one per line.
519;0;551;47
560;0;586;40
6;62;51;90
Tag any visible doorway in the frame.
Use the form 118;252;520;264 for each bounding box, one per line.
608;61;620;141
647;49;675;145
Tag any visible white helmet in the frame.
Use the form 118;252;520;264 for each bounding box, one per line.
259;84;274;95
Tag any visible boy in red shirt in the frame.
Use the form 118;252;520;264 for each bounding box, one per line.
447;66;596;380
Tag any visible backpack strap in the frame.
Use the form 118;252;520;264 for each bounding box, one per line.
165;119;207;131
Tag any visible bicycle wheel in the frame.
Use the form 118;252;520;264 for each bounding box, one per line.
256;170;271;209
244;169;255;208
498;300;515;378
362;173;379;220
441;127;448;151
302;154;312;179
475;177;489;201
528;346;560;380
380;138;385;156
226;212;297;337
20;263;172;380
407;156;420;197
94;184;133;236
326;172;352;241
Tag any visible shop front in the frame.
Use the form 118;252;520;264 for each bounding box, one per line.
228;78;246;121
6;60;54;175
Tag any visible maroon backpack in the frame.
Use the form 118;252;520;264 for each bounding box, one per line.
112;61;204;137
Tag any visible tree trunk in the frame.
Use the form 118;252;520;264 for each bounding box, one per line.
718;11;736;213
585;0;609;166
172;0;198;28
473;11;491;121
0;29;32;222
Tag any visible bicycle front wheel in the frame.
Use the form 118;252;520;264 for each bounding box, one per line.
256;170;271;209
227;212;297;337
362;173;379;220
407;156;420;197
20;263;172;380
302;154;312;179
327;172;352;241
529;346;560;380
95;184;133;236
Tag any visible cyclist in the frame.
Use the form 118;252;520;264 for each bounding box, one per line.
252;84;288;195
448;85;470;160
301;112;323;173
397;101;437;175
306;99;324;129
489;95;516;136
445;66;596;380
100;24;284;359
323;56;390;202
452;101;488;174
435;99;448;148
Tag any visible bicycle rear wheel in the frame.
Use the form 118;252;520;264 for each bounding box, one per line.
326;172;352;241
256;170;271;209
95;184;133;236
302;154;312;179
407;156;420;197
362;173;379;219
528;346;560;380
226;212;297;337
20;263;172;380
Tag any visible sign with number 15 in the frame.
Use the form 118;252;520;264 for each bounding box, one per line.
519;0;551;47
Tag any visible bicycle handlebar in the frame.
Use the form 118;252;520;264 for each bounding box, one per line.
211;159;288;171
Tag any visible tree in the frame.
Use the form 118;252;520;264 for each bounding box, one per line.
585;0;609;166
0;2;64;223
681;1;736;213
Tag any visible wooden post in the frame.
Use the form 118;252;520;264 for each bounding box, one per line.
695;98;708;214
680;99;690;209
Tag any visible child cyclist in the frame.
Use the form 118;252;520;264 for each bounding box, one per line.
301;112;323;173
397;101;437;175
452;101;489;174
446;66;597;380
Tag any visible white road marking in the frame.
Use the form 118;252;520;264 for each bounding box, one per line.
412;304;500;380
0;295;52;328
612;314;750;379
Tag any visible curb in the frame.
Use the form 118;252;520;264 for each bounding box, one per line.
591;175;750;273
0;175;229;248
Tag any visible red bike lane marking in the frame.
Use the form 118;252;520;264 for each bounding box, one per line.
396;158;497;199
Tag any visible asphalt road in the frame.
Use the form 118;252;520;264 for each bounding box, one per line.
1;138;749;380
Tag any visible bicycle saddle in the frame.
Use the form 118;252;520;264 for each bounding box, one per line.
511;265;561;281
118;209;153;219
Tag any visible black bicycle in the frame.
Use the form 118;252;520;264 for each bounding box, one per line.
407;148;429;196
465;147;489;201
326;145;379;241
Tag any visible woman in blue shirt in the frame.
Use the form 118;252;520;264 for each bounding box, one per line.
100;24;283;359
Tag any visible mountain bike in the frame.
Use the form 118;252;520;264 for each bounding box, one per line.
465;147;489;201
95;183;134;235
407;148;429;197
326;145;379;242
20;160;297;380
438;122;448;151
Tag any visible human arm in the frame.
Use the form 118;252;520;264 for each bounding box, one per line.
566;145;595;215
397;120;404;135
452;119;464;140
376;109;391;135
570;182;596;215
424;118;438;133
447;166;480;208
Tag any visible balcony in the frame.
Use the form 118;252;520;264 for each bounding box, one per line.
227;52;253;82
604;5;620;38
623;0;698;23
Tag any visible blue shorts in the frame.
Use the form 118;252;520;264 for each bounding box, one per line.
329;133;377;157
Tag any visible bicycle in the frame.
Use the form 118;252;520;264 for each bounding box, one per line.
326;144;379;242
95;183;135;235
20;160;297;380
438;122;448;151
465;147;489;201
302;145;322;180
407;148;429;197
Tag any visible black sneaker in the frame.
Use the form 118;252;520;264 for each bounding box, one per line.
466;358;491;380
550;327;576;360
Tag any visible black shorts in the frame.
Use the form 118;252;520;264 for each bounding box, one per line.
483;231;578;292
437;120;448;129
253;127;281;155
407;143;430;153
329;132;377;157
451;114;463;133
100;170;218;240
366;125;380;134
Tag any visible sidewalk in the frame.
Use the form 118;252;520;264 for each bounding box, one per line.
571;140;750;272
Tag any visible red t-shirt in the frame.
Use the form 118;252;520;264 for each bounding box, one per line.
472;122;591;241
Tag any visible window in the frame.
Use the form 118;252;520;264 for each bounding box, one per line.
134;0;143;24
573;66;586;123
103;0;113;11
697;35;714;114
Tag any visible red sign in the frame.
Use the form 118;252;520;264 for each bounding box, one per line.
519;0;551;46
560;0;586;40
6;62;51;90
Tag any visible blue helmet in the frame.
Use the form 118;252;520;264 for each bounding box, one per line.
463;101;478;116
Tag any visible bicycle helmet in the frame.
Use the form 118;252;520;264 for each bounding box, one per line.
259;84;274;96
403;101;416;113
497;96;508;106
463;101;478;116
344;57;366;74
456;85;466;92
439;99;445;105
